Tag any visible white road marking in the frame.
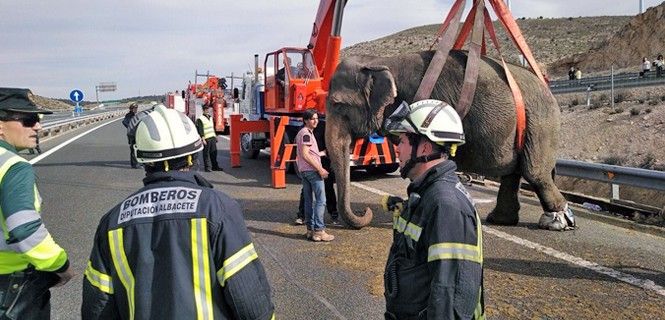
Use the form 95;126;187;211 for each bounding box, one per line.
484;228;665;297
352;183;665;297
30;118;122;165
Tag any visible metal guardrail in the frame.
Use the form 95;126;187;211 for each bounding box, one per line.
550;71;665;94
40;110;126;139
556;159;665;192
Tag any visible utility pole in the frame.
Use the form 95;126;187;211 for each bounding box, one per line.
640;0;644;13
506;0;511;11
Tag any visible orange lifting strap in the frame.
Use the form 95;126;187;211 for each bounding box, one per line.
418;0;549;151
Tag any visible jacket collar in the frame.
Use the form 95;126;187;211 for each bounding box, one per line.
0;140;18;154
407;160;458;195
143;170;214;189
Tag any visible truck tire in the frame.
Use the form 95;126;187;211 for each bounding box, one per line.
240;133;260;159
366;163;399;175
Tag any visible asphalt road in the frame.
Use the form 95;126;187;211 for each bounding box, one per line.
25;118;665;319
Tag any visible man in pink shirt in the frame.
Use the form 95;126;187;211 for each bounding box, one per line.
296;109;334;242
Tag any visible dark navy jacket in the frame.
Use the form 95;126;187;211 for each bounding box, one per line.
385;160;484;320
82;171;274;319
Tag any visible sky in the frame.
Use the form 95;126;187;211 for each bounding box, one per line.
1;0;661;100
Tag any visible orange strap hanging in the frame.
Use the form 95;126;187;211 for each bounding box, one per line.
488;0;547;86
415;0;466;101
483;7;527;150
430;0;467;50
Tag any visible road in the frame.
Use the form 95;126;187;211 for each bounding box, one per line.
25;118;665;319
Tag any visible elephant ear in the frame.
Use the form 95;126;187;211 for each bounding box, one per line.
359;65;397;132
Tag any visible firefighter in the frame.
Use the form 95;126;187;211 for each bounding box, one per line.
382;99;484;320
0;88;74;319
196;104;222;172
82;105;275;319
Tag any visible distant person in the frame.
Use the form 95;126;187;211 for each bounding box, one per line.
655;54;664;77
296;109;334;242
82;105;275;319
122;103;139;168
568;67;576;80
196;104;222;172
574;68;582;80
641;57;652;77
0;88;74;319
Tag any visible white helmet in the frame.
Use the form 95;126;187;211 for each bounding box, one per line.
134;104;203;163
385;99;465;145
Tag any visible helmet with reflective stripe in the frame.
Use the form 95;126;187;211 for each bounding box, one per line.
385;99;465;145
134;104;203;163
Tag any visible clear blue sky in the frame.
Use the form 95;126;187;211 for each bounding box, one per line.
0;0;660;100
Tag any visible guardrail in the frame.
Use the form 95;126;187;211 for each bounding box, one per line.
550;71;665;94
40;109;126;139
555;159;665;213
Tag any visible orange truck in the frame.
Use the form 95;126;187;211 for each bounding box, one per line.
230;0;399;188
183;73;228;135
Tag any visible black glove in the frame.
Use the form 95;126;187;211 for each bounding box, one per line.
382;195;405;216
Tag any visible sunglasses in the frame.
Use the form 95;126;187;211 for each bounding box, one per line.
0;114;41;127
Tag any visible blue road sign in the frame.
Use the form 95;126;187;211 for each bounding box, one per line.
70;89;84;102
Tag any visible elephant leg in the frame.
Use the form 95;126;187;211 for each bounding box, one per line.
523;168;576;231
486;173;521;225
523;168;567;212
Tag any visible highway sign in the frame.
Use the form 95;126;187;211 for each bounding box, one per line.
70;89;84;102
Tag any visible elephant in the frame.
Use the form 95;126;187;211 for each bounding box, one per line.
325;50;569;230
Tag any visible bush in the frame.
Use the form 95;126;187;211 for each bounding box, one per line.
639;154;657;170
589;101;602;110
638;99;645;104
660;95;665;101
598;93;608;101
571;98;579;106
646;108;653;113
614;90;632;103
608;107;624;114
648;100;659;106
603;156;626;166
630;107;640;116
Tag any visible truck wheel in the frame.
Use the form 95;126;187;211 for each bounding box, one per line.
366;163;399;175
240;133;260;159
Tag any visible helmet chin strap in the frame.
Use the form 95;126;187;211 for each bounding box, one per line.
399;134;446;179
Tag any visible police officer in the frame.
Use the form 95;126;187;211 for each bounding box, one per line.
0;88;74;319
382;100;484;319
82;105;274;319
196;104;222;172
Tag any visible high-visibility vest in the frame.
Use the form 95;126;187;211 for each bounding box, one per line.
0;148;67;274
198;115;216;139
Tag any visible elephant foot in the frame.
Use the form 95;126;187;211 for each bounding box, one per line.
486;210;519;226
538;203;577;231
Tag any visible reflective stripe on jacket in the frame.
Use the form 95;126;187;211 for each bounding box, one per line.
384;160;484;320
0;145;68;274
82;171;274;320
197;115;216;140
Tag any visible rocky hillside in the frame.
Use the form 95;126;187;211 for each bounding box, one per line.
342;16;630;78
550;3;665;75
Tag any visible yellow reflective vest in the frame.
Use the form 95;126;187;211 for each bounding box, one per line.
198;115;216;140
0;146;68;274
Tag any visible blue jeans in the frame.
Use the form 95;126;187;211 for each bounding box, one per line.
301;170;326;231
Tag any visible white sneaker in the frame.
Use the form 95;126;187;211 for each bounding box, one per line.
294;218;304;225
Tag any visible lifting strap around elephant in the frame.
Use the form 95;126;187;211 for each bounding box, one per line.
413;0;465;102
415;0;548;151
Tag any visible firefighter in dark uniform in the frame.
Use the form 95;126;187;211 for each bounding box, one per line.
382;100;484;320
122;103;139;168
82;104;274;319
0;88;74;319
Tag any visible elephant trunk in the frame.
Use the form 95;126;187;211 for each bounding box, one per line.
325;116;373;229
